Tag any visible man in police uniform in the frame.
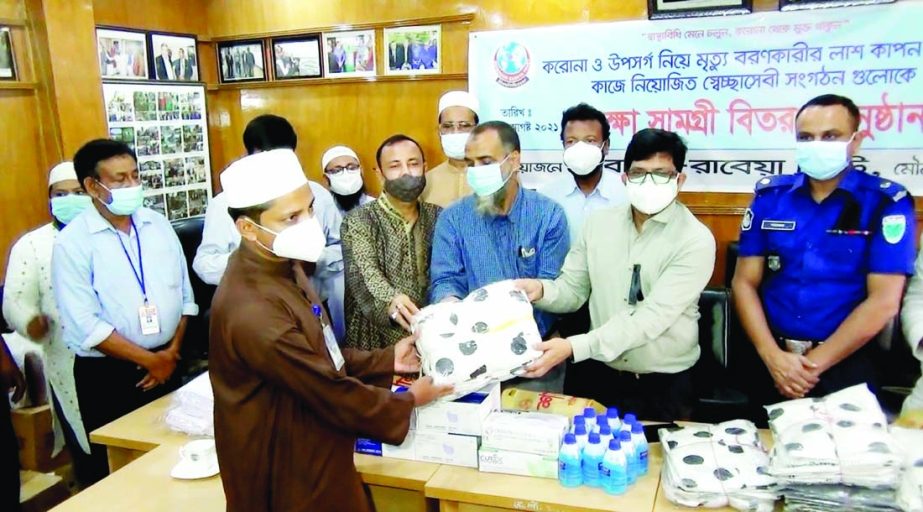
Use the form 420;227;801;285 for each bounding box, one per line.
732;94;915;401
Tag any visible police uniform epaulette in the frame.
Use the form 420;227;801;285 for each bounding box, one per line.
857;172;911;203
753;174;796;193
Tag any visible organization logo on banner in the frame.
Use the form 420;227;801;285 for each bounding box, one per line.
494;42;530;88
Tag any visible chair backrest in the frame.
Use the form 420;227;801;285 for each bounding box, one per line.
698;287;730;369
170;217;215;357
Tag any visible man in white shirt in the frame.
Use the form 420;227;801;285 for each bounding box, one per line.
322;145;374;216
3;162;94;482
192;115;346;340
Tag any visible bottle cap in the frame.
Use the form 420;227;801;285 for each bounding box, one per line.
607;406;620;419
624;413;637;425
599;424;612;435
573;415;586;426
609;438;622;451
584;407;596;418
597;417;609;429
620;430;632;441
564;433;577;445
588;432;601;444
631;422;644;434
575;424;587;436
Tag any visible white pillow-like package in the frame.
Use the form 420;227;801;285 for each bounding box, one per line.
412;280;542;399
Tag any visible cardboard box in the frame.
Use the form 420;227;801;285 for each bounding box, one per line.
478;447;559;479
381;432;417;461
481;411;569;457
355;385;415;457
502;388;607;418
415;382;500;436
11;405;70;472
412;431;479;468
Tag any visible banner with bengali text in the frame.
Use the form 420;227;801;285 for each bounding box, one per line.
468;3;923;193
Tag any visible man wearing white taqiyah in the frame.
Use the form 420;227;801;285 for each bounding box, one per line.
3;162;93;469
420;90;480;207
192;114;347;341
322;145;375;215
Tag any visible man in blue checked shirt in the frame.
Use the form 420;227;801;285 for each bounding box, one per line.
732;94;915;402
52;139;198;486
429;120;570;392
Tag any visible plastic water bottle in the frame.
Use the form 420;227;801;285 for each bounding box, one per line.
558;433;583;488
622;413;637;434
619;430;637;484
574;423;589;451
572;414;586;434
606;407;621;432
602;438;628;495
598;423;614;448
583;407;597;432
630;421;649;476
582;432;605;488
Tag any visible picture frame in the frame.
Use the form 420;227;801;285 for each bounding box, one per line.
780;0;894;10
647;0;753;19
217;39;267;83
271;34;323;80
150;32;200;82
321;29;376;78
0;27;16;80
96;27;149;80
384;25;441;76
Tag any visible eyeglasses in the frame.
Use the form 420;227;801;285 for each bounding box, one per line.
325;164;360;175
439;122;476;134
626;169;677;185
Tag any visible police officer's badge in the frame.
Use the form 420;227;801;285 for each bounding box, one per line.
741;208;753;231
767;255;781;272
882;214;907;244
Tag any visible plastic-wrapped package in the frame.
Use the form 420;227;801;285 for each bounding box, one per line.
893;427;923;512
412;280;542;399
659;420;778;511
164;371;214;437
781;484;899;512
765;384;901;489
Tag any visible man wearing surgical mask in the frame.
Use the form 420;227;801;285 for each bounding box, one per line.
420;90;479;207
341;135;440;350
4;162;94;485
517;129;715;420
322;145;375;215
51;139;198;486
430;121;570;392
733;94;914;402
538;103;627;242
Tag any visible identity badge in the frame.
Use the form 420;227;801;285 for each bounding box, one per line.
323;325;345;371
139;303;161;335
767;255;782;272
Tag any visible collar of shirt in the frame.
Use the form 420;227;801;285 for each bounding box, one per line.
790;167;860;199
563;169;614;200
377;193;418;231
489;185;525;224
84;204;156;234
626;200;680;229
237;239;296;279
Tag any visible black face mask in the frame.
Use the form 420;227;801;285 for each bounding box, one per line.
384;175;426;203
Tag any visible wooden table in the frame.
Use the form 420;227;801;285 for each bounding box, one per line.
425;445;664;512
84;391;442;512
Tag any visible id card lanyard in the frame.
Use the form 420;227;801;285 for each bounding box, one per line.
313;304;344;371
117;218;161;335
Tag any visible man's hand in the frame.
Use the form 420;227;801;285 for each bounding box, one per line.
137;349;180;391
0;349;26;402
388;294;420;332
407;376;454;407
26;315;50;341
762;347;819;399
394;331;421;374
514;279;543;303
523;338;572;379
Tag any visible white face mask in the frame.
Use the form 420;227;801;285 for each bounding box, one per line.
625;178;678;215
249;215;326;262
441;133;469;160
562;141;604;176
467;155;511;197
795;135;855;181
328;169;363;196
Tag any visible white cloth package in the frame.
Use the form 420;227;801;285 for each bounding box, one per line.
412;280;542;399
164;372;214;437
659;420;778;512
764;384;901;489
893;427;923;512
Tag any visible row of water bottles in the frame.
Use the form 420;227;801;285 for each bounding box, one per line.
558;407;649;496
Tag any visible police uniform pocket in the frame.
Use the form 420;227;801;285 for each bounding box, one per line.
817;235;868;276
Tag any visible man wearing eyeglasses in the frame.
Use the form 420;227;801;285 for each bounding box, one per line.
420;90;480;207
516;128;715;420
322;145;375;215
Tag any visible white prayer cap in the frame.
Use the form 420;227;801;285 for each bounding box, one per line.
438;91;479;118
221;149;308;208
321;146;359;170
48;162;78;186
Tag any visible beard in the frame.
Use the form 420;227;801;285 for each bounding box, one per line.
333;188;364;212
474;187;507;217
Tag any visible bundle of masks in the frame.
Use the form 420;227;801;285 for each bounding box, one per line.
411;280;542;400
164;372;214;437
658;420;778;511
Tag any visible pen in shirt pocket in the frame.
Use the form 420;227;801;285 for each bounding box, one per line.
518;246;536;258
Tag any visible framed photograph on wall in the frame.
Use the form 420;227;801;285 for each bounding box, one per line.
150;32;199;82
780;0;894;10
217;40;266;83
648;0;752;19
384;25;441;76
271;35;322;80
322;29;376;78
96;27;149;80
0;27;16;80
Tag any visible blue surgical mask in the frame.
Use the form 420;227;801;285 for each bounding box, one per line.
467;154;512;197
96;181;144;216
795;134;855;181
50;194;92;225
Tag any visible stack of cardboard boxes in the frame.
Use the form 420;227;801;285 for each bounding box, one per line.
478;411;569;479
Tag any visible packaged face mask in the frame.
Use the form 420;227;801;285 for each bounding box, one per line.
412;280;542;399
